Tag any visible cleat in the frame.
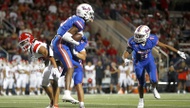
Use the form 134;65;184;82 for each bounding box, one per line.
71;100;79;104
52;105;59;108
153;88;160;99
183;90;186;94
62;94;79;104
46;105;53;108
177;90;180;94
137;99;144;108
8;93;12;96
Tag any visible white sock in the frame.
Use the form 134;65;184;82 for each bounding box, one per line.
79;102;84;107
153;88;157;91
64;90;71;95
38;90;40;94
139;98;144;102
17;91;19;95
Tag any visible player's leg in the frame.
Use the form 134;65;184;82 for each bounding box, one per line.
49;66;60;108
0;78;3;95
134;63;145;108
29;75;36;95
110;78;114;94
2;78;8;95
128;76;135;93
125;77;129;94
118;77;122;94
8;78;14;96
182;80;186;94
73;65;85;107
21;75;26;95
95;78;100;93
16;77;21;95
42;66;54;108
98;78;104;94
146;61;160;99
53;41;76;102
49;79;59;108
58;76;65;94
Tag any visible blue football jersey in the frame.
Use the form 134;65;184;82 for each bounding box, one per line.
128;34;158;61
57;15;85;36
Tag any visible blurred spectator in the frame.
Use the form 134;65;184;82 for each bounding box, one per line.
109;61;119;94
95;60;105;94
102;37;110;48
48;1;57;13
176;61;188;94
165;61;177;92
0;8;6;20
106;44;117;56
0;24;6;37
96;44;106;56
83;24;91;40
104;64;111;78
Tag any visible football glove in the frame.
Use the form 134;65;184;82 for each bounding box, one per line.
177;51;186;59
75;42;87;52
73;49;79;55
51;68;60;80
81;36;88;43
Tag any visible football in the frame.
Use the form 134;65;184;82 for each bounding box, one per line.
72;33;82;41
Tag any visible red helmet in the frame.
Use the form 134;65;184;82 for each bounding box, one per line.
18;32;34;52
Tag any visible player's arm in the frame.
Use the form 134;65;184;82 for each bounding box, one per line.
157;41;178;53
157;41;186;59
38;46;57;68
24;70;30;75
122;45;133;62
38;45;60;79
110;66;118;74
75;49;87;61
61;26;80;45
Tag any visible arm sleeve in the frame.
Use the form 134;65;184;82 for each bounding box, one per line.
62;32;79;45
126;41;133;54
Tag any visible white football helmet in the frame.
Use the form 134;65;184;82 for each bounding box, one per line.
76;3;94;22
134;25;150;43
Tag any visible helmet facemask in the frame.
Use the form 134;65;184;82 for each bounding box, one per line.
19;37;31;52
18;32;34;52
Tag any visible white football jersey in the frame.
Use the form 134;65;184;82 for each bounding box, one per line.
0;64;5;79
17;64;27;74
30;40;53;58
5;66;14;78
118;65;129;78
85;65;95;78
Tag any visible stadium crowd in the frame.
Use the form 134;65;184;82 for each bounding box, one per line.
0;0;190;96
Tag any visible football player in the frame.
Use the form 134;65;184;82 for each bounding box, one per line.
2;61;15;96
122;25;186;108
51;3;94;103
84;61;96;94
118;59;130;94
18;32;60;108
16;60;29;95
71;36;88;108
0;58;6;96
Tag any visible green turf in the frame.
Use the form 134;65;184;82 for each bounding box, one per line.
0;93;190;108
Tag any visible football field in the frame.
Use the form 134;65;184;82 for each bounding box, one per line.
0;93;190;108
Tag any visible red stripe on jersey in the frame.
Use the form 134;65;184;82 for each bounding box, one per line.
33;43;40;53
57;38;73;68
